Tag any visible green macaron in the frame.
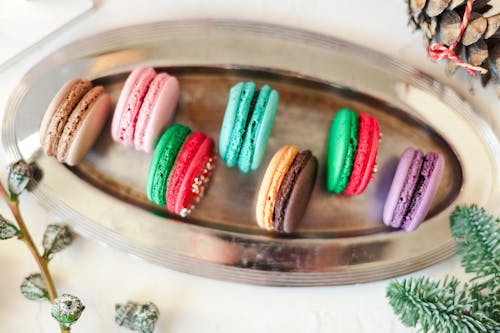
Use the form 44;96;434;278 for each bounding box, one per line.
326;108;359;193
146;124;191;205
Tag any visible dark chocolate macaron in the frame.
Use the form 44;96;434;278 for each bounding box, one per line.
256;146;318;233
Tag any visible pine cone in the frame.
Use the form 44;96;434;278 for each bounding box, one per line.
407;0;500;97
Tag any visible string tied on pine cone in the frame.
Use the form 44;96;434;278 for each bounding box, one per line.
427;0;488;77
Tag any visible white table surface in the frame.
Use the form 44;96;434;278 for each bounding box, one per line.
0;0;498;332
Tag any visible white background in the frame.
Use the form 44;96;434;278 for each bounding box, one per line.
0;0;498;332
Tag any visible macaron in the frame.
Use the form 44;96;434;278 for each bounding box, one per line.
219;81;279;173
326;108;380;195
146;124;215;217
256;145;318;233
383;147;445;231
39;78;111;166
111;67;180;153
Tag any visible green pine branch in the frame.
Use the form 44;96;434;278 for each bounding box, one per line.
450;205;500;290
468;283;500;323
387;276;499;333
386;205;500;332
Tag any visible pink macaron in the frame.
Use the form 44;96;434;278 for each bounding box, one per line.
111;67;180;153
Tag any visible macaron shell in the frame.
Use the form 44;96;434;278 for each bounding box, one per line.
327;109;352;192
344;113;380;195
337;112;359;193
112;67;156;145
40;78;80;143
356;115;380;194
43;80;92;156
273;151;311;232
326;108;359;193
250;89;279;171
281;155;318;233
382;148;422;227
146;124;191;205
256;148;281;230
59;88;111;165
219;82;244;161
111;67;147;141
256;146;294;230
402;152;444;231
173;134;215;216
166;132;205;213
258;146;299;231
237;85;271;173
390;149;424;228
224;81;256;167
134;74;180;152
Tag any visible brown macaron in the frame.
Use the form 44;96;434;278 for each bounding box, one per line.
256;146;318;233
40;78;111;166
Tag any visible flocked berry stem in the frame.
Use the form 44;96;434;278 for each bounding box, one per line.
0;181;66;331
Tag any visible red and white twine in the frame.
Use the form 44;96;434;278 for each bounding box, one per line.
427;0;488;77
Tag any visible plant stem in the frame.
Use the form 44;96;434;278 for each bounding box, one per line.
0;182;68;332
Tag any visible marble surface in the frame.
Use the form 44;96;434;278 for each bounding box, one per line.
0;0;498;332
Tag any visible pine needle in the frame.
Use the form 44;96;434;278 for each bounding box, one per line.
386;277;500;332
387;205;500;332
450;205;500;290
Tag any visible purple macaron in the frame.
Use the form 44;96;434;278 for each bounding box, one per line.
383;147;445;231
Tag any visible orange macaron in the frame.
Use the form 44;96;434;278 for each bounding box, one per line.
256;145;318;233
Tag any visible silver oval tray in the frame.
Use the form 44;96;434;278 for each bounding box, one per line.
3;20;500;286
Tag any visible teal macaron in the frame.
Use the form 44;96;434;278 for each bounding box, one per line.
146;123;191;205
219;81;279;173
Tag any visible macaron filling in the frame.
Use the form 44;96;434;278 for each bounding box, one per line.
273;150;311;232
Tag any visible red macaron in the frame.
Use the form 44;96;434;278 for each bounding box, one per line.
165;132;215;216
344;113;380;195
